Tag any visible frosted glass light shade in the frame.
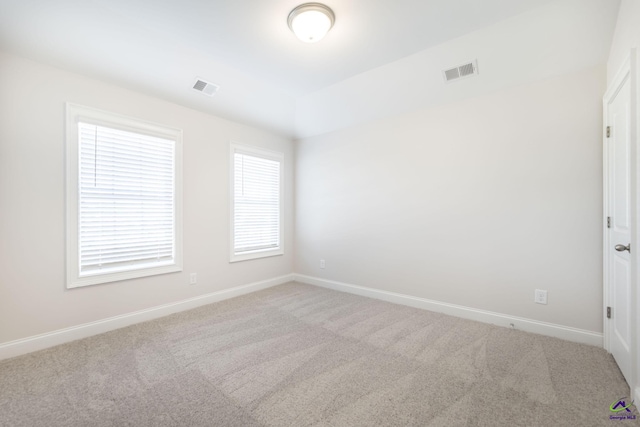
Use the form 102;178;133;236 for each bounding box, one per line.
288;3;335;43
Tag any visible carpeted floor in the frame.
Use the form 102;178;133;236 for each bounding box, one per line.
0;282;637;426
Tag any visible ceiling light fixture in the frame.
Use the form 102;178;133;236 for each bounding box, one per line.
287;3;335;43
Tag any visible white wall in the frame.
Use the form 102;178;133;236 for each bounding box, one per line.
0;52;294;344
607;0;640;84
607;0;640;404
295;65;605;333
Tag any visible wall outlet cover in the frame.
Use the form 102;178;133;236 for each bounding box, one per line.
534;289;547;305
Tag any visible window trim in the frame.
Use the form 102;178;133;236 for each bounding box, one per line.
65;103;183;288
229;142;284;263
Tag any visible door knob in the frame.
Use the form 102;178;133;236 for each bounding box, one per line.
615;243;631;253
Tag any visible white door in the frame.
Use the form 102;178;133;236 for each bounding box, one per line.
606;76;632;386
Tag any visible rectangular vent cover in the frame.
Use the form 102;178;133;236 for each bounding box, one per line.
443;60;479;83
193;78;219;96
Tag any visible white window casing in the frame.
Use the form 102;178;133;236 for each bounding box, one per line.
66;103;183;288
230;143;284;262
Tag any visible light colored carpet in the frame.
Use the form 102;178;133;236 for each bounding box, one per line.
0;282;636;426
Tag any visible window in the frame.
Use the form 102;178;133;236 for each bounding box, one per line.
66;104;182;288
230;143;283;262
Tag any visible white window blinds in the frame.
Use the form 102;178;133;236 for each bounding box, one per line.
78;122;176;276
232;146;283;260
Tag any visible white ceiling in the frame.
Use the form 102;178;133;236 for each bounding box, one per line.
0;0;621;138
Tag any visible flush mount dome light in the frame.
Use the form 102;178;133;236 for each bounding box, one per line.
288;3;335;43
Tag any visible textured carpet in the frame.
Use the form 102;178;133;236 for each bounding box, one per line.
0;282;636;426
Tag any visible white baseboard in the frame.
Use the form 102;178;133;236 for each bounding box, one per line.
294;274;603;347
0;273;605;361
0;273;295;361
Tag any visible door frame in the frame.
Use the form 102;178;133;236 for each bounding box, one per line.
603;49;638;400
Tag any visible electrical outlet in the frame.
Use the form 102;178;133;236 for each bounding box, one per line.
320;259;325;269
534;289;547;305
190;273;197;285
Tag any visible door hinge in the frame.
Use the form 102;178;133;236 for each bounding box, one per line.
606;126;611;138
607;217;611;228
607;306;612;319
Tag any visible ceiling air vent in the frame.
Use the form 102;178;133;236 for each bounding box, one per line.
442;60;479;83
192;78;219;96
